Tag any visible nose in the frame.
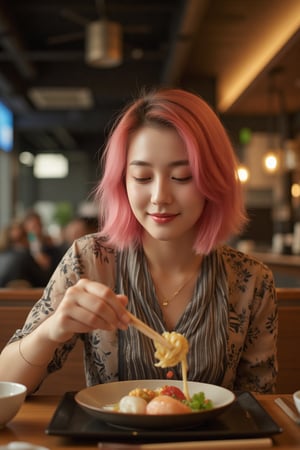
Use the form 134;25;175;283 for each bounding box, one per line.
151;176;172;205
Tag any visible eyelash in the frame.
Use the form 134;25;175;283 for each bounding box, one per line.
133;177;150;183
172;176;192;182
133;176;192;183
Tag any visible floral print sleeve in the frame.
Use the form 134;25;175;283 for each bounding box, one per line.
221;246;278;393
235;274;278;393
7;234;116;378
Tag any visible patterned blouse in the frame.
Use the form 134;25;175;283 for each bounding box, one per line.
8;234;278;393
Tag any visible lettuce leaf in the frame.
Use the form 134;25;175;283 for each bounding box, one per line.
184;392;213;411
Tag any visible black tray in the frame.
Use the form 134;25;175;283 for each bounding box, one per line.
46;391;282;443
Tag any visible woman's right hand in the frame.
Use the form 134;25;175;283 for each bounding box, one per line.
45;278;131;344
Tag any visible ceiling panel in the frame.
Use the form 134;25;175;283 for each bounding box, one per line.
0;0;299;154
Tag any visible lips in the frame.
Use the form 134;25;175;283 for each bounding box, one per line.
149;213;179;224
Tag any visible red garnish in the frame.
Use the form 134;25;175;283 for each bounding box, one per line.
166;370;174;379
160;385;186;401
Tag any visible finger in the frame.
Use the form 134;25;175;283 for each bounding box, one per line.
53;296;116;341
64;285;119;328
48;305;115;343
70;280;130;328
116;294;129;307
82;279;130;317
61;304;116;332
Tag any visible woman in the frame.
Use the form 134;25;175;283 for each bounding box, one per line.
0;88;278;394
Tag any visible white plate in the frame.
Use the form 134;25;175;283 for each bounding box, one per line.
74;380;235;429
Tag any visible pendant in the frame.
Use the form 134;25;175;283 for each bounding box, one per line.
162;300;169;307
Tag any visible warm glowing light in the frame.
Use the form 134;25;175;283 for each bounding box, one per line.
291;183;300;198
34;153;69;178
237;165;249;183
217;4;300;111
263;152;278;172
19;151;34;166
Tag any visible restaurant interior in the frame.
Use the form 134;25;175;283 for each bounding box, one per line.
1;0;300;287
0;2;300;448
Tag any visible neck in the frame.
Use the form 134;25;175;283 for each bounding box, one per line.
143;245;203;287
142;232;200;273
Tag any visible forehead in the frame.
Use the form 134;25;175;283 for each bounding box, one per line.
127;126;187;161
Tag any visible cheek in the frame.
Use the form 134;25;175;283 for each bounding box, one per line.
185;189;206;216
126;183;146;209
194;196;206;213
180;185;203;204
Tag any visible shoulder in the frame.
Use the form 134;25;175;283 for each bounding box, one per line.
219;245;271;273
69;233;116;262
52;233;117;287
218;245;275;295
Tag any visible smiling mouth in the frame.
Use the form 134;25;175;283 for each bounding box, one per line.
149;213;179;223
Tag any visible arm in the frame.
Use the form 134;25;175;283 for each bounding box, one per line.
0;279;130;394
0;238;130;394
234;267;278;393
0;326;59;393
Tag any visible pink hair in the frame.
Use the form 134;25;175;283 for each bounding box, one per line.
95;88;247;254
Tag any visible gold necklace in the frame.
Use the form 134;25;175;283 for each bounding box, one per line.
156;271;197;307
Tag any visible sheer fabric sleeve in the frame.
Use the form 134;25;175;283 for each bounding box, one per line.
6;234;116;376
234;264;278;393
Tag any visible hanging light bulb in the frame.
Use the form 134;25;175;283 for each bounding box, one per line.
263;151;279;173
85;0;122;67
85;20;122;68
291;183;300;198
237;165;250;183
262;70;282;174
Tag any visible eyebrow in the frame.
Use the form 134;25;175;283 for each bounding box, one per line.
129;159;189;167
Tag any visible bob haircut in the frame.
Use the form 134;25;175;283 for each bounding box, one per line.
95;88;247;254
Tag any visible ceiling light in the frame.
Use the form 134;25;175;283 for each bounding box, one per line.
28;87;93;110
85;20;122;68
34;153;69;178
263;152;279;173
291;183;300;198
19;151;34;166
237;165;250;183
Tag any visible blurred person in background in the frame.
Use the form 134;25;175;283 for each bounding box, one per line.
23;210;62;274
0;220;50;287
64;217;94;245
57;217;95;256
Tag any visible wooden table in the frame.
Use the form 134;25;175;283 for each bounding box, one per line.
0;394;299;449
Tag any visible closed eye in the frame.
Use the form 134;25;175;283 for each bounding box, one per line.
133;176;151;183
171;176;193;182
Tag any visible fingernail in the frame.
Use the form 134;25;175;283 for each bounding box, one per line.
121;312;131;325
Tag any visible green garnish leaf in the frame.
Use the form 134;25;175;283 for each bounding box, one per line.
184;392;213;411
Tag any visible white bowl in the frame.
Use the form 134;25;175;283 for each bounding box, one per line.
0;381;27;429
293;390;300;414
75;380;235;429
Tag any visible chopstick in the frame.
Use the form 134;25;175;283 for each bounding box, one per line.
98;437;273;449
127;312;173;350
275;397;300;424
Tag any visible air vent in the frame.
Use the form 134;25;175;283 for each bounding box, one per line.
28;87;93;110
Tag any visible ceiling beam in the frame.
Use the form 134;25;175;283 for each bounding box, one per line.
161;0;209;86
217;0;300;112
0;3;37;79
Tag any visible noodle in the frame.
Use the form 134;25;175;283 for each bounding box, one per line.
154;331;190;399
